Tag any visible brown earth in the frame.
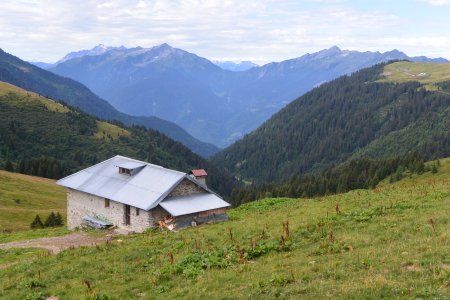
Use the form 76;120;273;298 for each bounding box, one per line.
0;233;111;254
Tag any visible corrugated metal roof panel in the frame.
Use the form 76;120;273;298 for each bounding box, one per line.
57;155;186;210
160;193;230;217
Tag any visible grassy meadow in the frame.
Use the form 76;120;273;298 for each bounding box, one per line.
0;158;449;299
380;61;450;91
0;170;66;232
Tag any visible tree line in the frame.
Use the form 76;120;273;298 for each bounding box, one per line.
229;152;433;206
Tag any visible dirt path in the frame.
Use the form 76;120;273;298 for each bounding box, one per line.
0;233;109;254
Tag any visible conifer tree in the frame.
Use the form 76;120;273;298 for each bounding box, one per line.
44;212;57;227
55;212;64;226
30;215;44;229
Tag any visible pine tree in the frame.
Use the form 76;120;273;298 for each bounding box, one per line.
44;212;57;227
55;212;64;226
30;215;44;229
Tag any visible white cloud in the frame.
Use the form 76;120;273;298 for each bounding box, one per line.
0;0;449;63
419;0;450;5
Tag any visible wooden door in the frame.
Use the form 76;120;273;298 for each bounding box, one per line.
124;205;131;225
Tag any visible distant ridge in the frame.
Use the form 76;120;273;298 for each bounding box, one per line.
49;44;448;147
213;60;258;71
0;48;219;157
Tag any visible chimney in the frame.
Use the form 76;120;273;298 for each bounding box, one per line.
190;169;207;186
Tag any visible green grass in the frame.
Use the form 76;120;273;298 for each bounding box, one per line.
380;61;450;91
94;121;130;141
0;81;70;112
0;170;67;232
0;158;449;299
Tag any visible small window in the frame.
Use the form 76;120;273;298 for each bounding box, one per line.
105;198;110;208
136;207;140;216
119;167;131;175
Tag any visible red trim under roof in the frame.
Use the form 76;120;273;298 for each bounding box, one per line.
191;169;207;177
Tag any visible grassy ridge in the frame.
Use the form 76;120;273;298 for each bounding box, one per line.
0;158;449;299
381;61;450;90
0;170;66;232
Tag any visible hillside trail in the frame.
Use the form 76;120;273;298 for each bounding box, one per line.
0;229;129;254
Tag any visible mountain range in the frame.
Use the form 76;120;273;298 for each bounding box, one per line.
47;44;447;147
211;61;450;183
212;60;258;71
0;49;219;157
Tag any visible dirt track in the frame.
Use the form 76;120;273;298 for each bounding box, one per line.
0;233;109;254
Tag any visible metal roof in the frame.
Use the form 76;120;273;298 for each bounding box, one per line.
115;161;146;170
160;193;230;217
57;155;189;211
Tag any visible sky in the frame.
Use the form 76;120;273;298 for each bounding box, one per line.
1;0;450;65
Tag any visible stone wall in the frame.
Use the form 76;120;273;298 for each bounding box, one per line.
67;189;154;232
169;178;205;197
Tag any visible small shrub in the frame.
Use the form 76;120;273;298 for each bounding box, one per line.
24;292;45;300
86;294;111;300
270;273;295;287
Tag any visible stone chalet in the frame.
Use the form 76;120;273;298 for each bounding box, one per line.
56;155;230;232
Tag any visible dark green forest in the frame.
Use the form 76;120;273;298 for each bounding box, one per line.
0;87;235;197
212;63;450;184
230;153;433;206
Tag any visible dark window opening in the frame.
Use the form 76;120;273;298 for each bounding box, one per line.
136;207;140;216
105;198;110;208
119;167;131;175
125;205;131;225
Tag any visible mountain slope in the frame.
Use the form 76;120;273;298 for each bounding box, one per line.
50;44;232;146
49;44;448;147
212;62;450;183
0;49;219;157
1;158;449;298
0;81;235;196
0;170;66;231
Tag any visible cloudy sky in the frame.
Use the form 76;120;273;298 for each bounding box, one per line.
1;0;450;64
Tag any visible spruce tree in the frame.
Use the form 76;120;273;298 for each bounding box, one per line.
44;212;57;227
30;215;44;229
55;212;64;226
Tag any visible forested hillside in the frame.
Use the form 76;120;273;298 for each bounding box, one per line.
230;153;431;206
0;82;235;196
0;49;219;157
212;62;450;183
